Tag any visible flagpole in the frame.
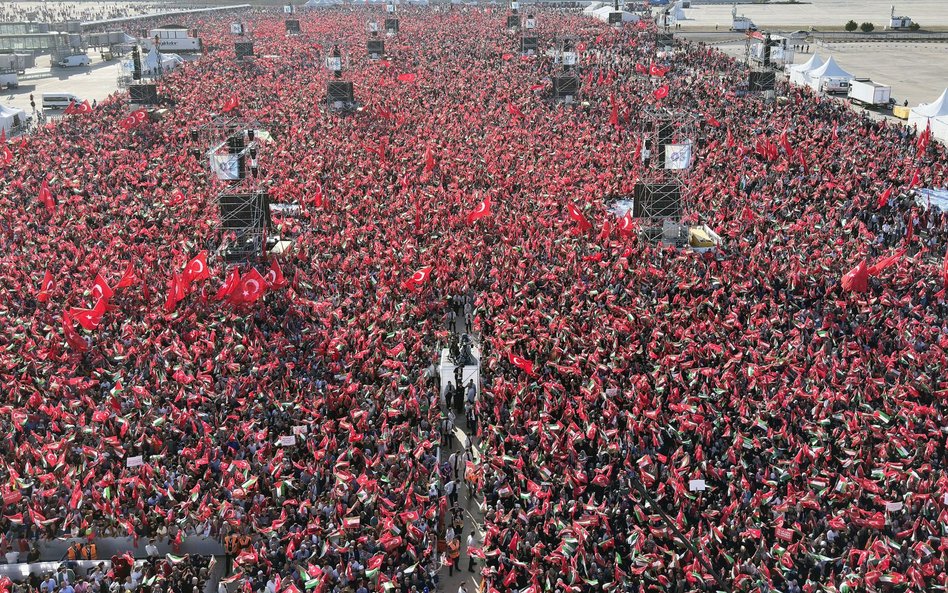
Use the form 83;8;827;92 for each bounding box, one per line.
627;472;732;592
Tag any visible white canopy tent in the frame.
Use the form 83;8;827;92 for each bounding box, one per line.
669;0;686;22
788;53;822;86
0;104;27;134
805;56;852;92
143;47;183;74
591;6;640;23
909;89;948;142
302;0;343;7
933;117;948;145
583;2;604;15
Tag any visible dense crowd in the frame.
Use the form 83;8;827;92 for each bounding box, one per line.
1;5;947;593
0;2;169;24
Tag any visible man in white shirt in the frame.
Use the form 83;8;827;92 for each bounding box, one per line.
466;533;477;572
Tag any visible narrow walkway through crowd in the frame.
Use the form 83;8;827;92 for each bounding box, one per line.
438;297;485;593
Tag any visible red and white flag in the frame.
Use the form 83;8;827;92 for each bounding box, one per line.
402;266;433;291
214;268;240;301
38;179;55;214
649;63;668;77
508;352;536;377
222;95;240;113
654;85;669;100
229;268;267;305
841;260;869;293
91;273;114;303
466;196;492;224
567;203;592;232
115;261;137;289
69;298;107;331
37;269;54;303
264;258;287;289
182;251;211;287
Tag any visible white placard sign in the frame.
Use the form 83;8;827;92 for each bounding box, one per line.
665;143;693;170
126;455;144;468
885;501;904;512
279;435;296;447
689;479;706;492
292;425;308;436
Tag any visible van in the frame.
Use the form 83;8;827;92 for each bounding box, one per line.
42;93;81;110
57;54;91;68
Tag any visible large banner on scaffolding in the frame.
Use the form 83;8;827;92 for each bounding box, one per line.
210;154;240;180
664;143;692;170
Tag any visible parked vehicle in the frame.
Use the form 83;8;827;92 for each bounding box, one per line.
848;78;892;107
57;54;91;68
0;72;17;89
42;93;82;110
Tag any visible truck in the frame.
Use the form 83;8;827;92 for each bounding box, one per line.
0;72;17;89
730;4;756;32
848;78;892;107
142;26;201;53
57;54;91;68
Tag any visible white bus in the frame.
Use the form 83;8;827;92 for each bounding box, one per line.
42;93;81;110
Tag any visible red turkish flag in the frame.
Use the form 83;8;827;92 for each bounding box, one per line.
222;95;240;113
635;63;646;74
313;182;324;208
567;203;592;232
876;186;893;210
38;179;55;214
705;113;721;128
182;251;211;286
115;261;137;289
466;196;492;224
502;53;514;61
653;85;669;100
402;266;433;291
867;249;904;276
608;94;619;128
507;101;524;119
64;102;76;115
649;63;667;77
264;259;287;289
164;274;183;313
841;260;869;293
618;211;636;236
508;352;536;377
779;129;794;159
214;268;240;301
0;131;11;165
69;298;106;331
943;249;948;290
424;145;435;174
229;268;267;305
61;312;88;352
77;100;93;114
37;269;54;303
91;273;114;303
397;73;417;83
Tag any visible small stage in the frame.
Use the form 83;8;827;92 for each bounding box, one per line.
439;345;480;407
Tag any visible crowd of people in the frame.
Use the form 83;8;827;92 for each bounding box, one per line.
1;4;947;593
0;2;170;25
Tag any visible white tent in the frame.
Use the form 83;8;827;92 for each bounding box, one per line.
788;53;822;86
932;117;948;145
0;104;27;134
669;0;685;22
302;0;343;7
591;6;640;23
143;47;183;74
909;89;948;137
583;2;604;15
805;56;852;92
